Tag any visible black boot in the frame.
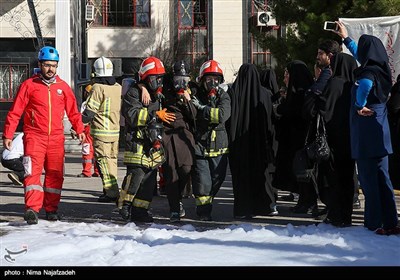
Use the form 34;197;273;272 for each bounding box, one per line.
119;201;131;220
196;204;212;221
131;206;154;223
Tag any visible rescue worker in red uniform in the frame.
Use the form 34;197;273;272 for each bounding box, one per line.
191;60;231;221
2;46;85;224
118;56;174;222
77;84;100;178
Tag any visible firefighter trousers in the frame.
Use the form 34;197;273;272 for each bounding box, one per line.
191;154;228;207
93;138;119;198
119;165;157;210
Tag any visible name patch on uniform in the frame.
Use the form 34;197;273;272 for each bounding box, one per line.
57;89;63;95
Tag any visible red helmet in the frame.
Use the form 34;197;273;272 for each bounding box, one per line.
139;56;166;81
197;60;224;82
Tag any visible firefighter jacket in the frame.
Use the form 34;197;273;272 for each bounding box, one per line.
3;74;84;139
122;84;165;168
193;86;231;157
162;88;197;167
82;77;121;142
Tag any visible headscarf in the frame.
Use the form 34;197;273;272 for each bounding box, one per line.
259;69;279;95
286;60;314;96
330;52;357;83
355;34;392;103
228;63;272;142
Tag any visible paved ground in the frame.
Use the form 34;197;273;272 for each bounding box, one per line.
1;152;399;230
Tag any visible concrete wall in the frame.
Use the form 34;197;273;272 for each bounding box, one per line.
0;0;55;38
87;0;171;59
212;1;243;83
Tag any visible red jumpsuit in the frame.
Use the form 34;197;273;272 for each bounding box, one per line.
3;74;84;213
81;124;99;177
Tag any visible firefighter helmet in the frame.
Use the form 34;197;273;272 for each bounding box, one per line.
38;46;59;62
197;60;224;82
139;56;166;81
173;60;190;77
93;56;113;77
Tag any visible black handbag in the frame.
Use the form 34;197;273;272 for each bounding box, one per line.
305;113;330;163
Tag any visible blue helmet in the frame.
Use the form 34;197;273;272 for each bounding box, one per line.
38;46;59;62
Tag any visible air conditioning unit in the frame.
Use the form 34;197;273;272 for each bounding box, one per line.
85;5;95;21
257;11;276;27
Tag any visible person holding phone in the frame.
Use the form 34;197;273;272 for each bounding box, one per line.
331;21;399;235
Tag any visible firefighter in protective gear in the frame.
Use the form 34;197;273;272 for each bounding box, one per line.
191;59;231;221
82;56;121;202
2;46;85;224
160;60;197;222
77;84;100;178
118;56;171;222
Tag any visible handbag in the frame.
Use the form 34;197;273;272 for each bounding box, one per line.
305;113;330;163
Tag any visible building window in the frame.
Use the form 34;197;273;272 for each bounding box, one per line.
176;0;208;72
92;0;151;27
252;40;271;66
251;0;272;68
0;64;29;101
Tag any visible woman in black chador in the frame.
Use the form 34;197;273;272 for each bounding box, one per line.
387;74;400;190
227;63;277;218
273;61;314;200
303;53;358;226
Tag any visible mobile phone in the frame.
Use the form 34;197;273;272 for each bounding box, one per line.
324;21;338;31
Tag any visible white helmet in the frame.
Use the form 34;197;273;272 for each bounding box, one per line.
93;56;113;77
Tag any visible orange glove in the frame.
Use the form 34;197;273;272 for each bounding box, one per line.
156;108;176;124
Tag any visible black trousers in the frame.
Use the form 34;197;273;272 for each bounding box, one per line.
1;157;24;181
164;164;191;213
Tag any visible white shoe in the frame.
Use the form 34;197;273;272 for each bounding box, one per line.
8;173;22;186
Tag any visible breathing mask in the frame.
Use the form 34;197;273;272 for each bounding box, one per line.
147;75;164;93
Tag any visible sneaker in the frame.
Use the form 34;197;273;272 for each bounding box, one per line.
24;209;38;225
179;202;186;218
268;206;279;216
77;173;91;178
8;173;23;186
170;212;180;222
98;194;118;203
92;173;100;177
46;211;61;221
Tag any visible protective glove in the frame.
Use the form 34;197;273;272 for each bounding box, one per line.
156;108;176;124
191;97;206;110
